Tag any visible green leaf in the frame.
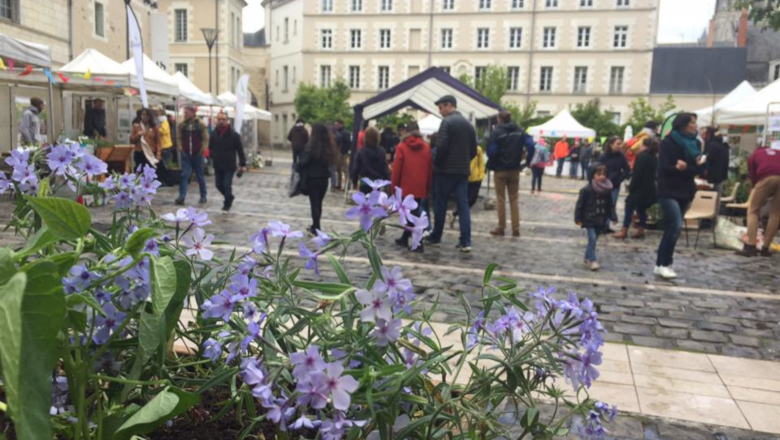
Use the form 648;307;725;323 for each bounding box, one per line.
0;248;15;286
21;260;61;295
164;260;192;337
520;407;540;429
367;246;384;280
293;280;353;296
65;292;106;315
124;228;156;257
27;197;91;241
150;256;178;317
49;252;78;277
326;253;351;284
138;303;162;363
15;227;57;259
0;273;66;440
483;263;499;286
114;388;200;440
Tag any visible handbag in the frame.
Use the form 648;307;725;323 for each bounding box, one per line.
289;165;309;197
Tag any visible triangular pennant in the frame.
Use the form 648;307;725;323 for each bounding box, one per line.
0;58;6;71
8;59;14;71
94;77;104;82
19;64;32;76
83;68;91;80
43;68;57;84
57;72;70;83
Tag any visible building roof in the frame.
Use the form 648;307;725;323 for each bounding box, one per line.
243;29;267;47
650;47;747;95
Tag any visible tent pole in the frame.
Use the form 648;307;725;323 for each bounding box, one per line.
48;79;55;143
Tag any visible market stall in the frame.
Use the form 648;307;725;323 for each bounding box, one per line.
528;109;596;176
418;114;442;135
695;80;757;127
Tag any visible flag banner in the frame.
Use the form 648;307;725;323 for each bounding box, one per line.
234;74;250;133
57;73;70;83
19;64;32;76
43;68;56;84
127;3;148;107
83;69;91;80
8;59;14;71
0;58;7;70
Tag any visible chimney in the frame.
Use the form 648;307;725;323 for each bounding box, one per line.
707;18;715;47
737;9;748;47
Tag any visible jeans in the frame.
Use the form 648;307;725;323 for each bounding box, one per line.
430;173;471;246
623;197;649;228
585;227;598;262
569;162;579;179
158;148;174;185
494;170;520;233
329;165;337;189
214;169;235;210
180;152;207;201
336;153;349;189
556;159;566;177
421;198;432;232
656;198;690;267
308;177;329;231
581;159;590;179
531;167;544;191
292;150;301;165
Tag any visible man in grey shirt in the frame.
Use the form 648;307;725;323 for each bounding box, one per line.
20;97;44;145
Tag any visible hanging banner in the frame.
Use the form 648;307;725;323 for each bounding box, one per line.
57;72;70;83
43;68;57;84
126;2;148;107
83;68;91;80
234;74;250;133
19;64;32;76
0;58;7;70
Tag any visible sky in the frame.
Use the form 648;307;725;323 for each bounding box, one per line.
243;0;718;44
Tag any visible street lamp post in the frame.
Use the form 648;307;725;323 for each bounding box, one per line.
201;28;219;94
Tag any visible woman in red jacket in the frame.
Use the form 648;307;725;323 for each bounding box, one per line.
391;121;432;252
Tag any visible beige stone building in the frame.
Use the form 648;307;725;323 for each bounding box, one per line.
264;0;661;145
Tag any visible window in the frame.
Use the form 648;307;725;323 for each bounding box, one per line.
174;63;188;77
320;65;331;88
378;66;390;89
613;26;628;48
381;0;392;11
580;0;593;7
609;66;625;93
540;67;553;92
475;66;487;82
322;0;333;12
94;2;105;37
350;29;362;49
283;66;289;92
0;0;14;21
321;29;333;49
509;27;522;49
542;27;556;48
175;9;187;42
512;0;524;8
284;18;289;43
443;0;454;10
609;112;621;125
349;66;361;89
379;29;392;49
441;66;451;74
545;0;558;8
774;64;780;81
577;26;591;48
441;28;453;49
616;0;629;6
477;28;490;49
352;0;362;11
573;66;588;93
293;67;297;83
479;0;491;9
508;66;520;91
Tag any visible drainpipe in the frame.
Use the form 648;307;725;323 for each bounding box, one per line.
525;0;537;105
427;0;434;68
215;0;220;94
68;0;74;60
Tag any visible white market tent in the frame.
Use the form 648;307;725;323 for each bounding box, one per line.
172;71;215;105
695;80;758;126
0;34;51;67
215;91;272;121
718;77;780;125
418;114;441;135
121;54;180;97
60;48;128;77
528;109;596;139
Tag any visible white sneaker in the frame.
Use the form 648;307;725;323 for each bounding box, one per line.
590;261;600;271
653;266;662;276
658;266;677;279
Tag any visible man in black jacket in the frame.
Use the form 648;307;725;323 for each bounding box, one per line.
334;119;351;191
288;119;309;165
84;99;107;138
209;111;247;213
486;110;535;237
426;95;478;252
702;127;730;195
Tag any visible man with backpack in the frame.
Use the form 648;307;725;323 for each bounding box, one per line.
176;105;209;205
487;110;535;237
333;119;352;191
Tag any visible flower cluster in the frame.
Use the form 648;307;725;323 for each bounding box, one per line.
47;143;107;180
298;229;331;275
2;147;40;194
100;165;160;209
578;401;618;440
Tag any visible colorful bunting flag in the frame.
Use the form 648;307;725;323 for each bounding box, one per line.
43;68;57;84
0;58;6;71
19;64;32;76
57;72;69;83
94;77;104;82
105;80;115;86
83;69;91;80
8;59;14;71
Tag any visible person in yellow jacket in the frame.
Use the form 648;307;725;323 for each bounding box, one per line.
155;105;175;186
450;145;486;227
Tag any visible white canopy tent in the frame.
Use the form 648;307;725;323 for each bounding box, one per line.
528;109;596;139
418;114;442;135
695;80;758;126
120;54;180;97
215;91;272;121
172;72;216;105
718;77;780;125
60;49;128;77
0;34;51;67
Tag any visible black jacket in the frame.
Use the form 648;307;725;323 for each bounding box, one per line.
288;125;309;153
486;122;535;171
208;126;246;171
575;185;617;230
352;146;390;185
335;127;352;155
84;108;107;138
297;149;331;179
704;137;729;185
657;135;704;202
569;145;582;163
598;151;630;187
434;111;477;175
626;150;658;207
380;130;400;159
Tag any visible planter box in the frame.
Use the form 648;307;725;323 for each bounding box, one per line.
96;145;134;175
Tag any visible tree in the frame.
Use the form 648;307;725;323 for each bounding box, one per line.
376;112;416;129
626;95;676;134
570;99;622;137
294;80;353;129
735;0;780;30
503;101;552;129
458;66;509;104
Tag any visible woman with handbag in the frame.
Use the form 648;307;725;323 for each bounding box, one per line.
130;108;161;170
296;123;338;235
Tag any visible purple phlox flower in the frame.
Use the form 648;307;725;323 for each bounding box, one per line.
392;289;416;315
12;164;36;185
94;289;112;304
267;220;304;239
64;264;100;292
312;229;331;249
161;208;189;226
19;179;38;195
409;322;433;347
229;274;258;299
5;148;29;168
94;351;122;373
141;164;158;184
93;303;126;345
594;401;618;422
161;234;171;243
126;256;150;285
393;188;419;226
47;145;75;176
371;318;403;347
117;288;137;309
118;173;135;190
321;412;367;440
201;289;241;321
355;289;392;323
144;238;159;256
250;228;270;254
332;348;362;369
202;338;222;362
291;415;321;430
98;175;116;191
366;414;411;440
225;340;241;364
184;228;214;261
140;176;162;194
258;265;274;279
295;378;323;408
241;357;274;401
374;266;413;299
186;207;212;228
298;242;320;275
406;212;429;250
402;348;422;371
506;307;536;342
114;191;132;209
243;301;260;321
563;347;602;390
0;172;10;195
361;177;391;191
240;316;268;352
290;345;326;380
50;376;70;416
66;143;84;160
78;154;108;178
529;286;556;313
263;398;296;432
310;362;360;411
237;256;257;276
346;191;388;232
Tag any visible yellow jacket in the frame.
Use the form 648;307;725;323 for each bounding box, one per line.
469;146;486;183
158;119;173;150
